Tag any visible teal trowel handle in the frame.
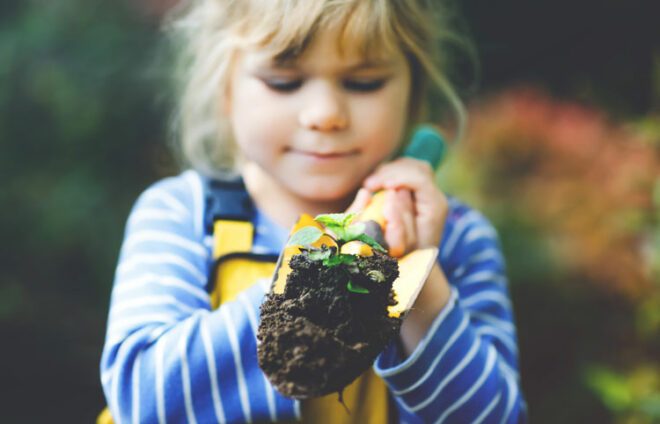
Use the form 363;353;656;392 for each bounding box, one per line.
402;125;446;168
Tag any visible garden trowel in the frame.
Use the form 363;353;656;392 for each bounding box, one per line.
270;126;446;318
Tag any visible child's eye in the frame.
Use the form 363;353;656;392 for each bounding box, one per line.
263;78;303;92
342;79;387;92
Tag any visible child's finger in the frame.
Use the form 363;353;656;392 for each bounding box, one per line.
383;189;416;257
396;188;417;251
383;190;405;257
363;158;434;192
364;158;448;249
345;188;372;214
365;159;441;215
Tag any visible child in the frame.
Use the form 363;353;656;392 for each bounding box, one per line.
100;0;526;422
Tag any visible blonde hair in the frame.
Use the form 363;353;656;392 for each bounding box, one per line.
165;0;468;177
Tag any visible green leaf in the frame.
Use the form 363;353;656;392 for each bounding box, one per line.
323;254;356;267
356;234;387;252
287;226;324;246
308;248;332;261
347;280;370;294
344;222;365;239
328;225;347;241
339;254;357;264
315;213;358;228
323;256;340;266
342;213;359;226
328;222;363;243
315;213;348;227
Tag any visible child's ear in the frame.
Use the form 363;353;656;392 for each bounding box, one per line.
220;85;232;116
221;53;240;117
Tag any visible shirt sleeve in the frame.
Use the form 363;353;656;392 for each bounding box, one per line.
99;172;299;424
374;202;526;424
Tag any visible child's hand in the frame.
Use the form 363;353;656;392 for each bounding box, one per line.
354;157;452;356
362;157;449;257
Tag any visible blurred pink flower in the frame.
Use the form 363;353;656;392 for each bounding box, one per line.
460;87;658;298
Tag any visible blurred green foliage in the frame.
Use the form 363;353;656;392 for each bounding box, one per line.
1;0;657;422
1;0;175;421
584;364;660;422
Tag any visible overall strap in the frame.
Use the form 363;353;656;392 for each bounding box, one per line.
203;174;278;306
203;175;253;228
203;176;255;259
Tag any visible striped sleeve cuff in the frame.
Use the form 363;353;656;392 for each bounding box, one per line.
374;286;472;395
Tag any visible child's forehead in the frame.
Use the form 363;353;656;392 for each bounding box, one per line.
236;2;404;68
246;25;402;71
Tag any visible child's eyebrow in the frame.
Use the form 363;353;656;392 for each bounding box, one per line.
342;60;397;72
269;58;397;73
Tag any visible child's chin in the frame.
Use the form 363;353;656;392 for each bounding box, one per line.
293;181;357;203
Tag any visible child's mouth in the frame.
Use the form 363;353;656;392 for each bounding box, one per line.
290;149;359;161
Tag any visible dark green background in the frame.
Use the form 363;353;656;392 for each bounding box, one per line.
1;0;657;422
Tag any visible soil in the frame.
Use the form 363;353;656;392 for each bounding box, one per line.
257;248;401;399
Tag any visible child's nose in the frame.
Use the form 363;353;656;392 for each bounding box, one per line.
298;82;348;132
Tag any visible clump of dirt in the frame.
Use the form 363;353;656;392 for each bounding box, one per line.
257;248;401;399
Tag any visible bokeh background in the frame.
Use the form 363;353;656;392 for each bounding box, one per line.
1;0;658;422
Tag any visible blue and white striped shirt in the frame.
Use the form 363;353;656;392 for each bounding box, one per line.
100;170;526;423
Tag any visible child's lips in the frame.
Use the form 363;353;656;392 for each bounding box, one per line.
290;149;359;161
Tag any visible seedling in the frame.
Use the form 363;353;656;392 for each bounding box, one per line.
287;213;386;293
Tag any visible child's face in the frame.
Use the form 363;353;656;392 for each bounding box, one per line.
226;26;411;203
